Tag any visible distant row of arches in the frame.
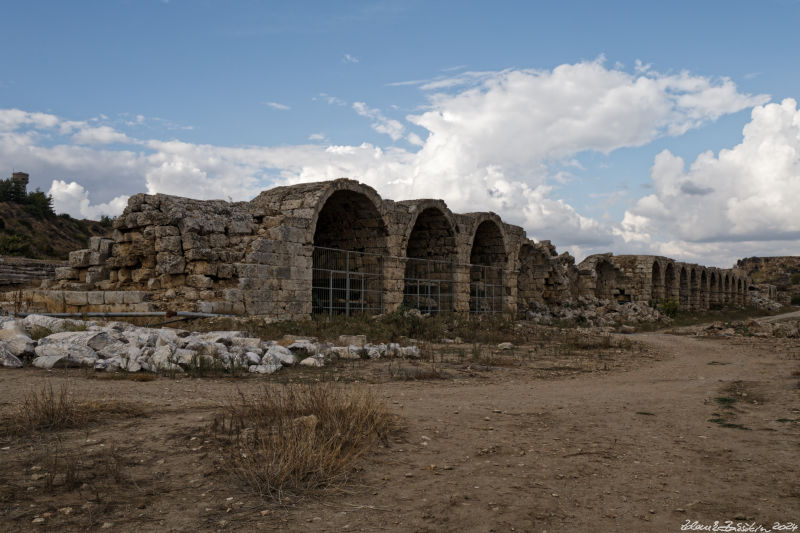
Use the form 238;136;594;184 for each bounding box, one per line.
255;179;748;317
650;259;747;310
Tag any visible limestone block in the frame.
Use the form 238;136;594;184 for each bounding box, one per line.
64;291;88;306
156;252;186;275
155;236;182;253
217;264;235;279
69;249;101;268
122;291;147;304
85;266;109;284
154;225;180;238
131;268;155;283
186;274;214;289
55;267;79;281
184;248;212;262
87;291;105;305
104;291;125;305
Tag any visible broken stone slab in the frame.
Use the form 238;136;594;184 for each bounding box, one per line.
0;324;35;357
287;339;318;357
32;343;98;369
38;330;119;352
266;344;297;366
22;314;93;334
497;342;514;350
299;356;324;367
248;363;281;374
0;343;23;368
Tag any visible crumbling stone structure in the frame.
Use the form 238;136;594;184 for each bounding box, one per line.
2;179;750;319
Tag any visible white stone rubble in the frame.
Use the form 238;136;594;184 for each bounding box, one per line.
0;314;424;375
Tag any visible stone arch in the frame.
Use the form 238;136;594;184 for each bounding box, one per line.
651;260;663;302
468;218;507;313
723;274;731;305
679;266;690;309
699;269;708;310
690;268;698;310
311;187;388;315
402;205;458;312
664;262;676;302
737;277;744;305
312;189;387;253
595;259;620;301
709;271;718;307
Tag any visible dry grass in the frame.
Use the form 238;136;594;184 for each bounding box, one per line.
210;383;401;502
1;383;144;439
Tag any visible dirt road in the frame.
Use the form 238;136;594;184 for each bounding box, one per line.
1;331;798;532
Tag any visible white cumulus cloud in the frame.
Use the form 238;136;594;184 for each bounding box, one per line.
49;180;130;219
620;98;800;264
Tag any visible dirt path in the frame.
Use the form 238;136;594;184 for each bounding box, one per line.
2;332;799;532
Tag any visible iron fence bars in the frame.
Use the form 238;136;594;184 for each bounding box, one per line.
402;257;455;314
312;246;384;316
469;264;504;314
312;246;506;317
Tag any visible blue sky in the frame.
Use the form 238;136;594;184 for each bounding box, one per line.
2;0;800;266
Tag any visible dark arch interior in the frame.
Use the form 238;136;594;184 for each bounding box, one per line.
709;272;718;307
699;270;708;308
690;270;698;309
312;190;387;315
469;220;506;313
313;190;387;253
664;263;675;301
595;261;618;300
403;208;457;312
679;268;689;309
651;262;663;302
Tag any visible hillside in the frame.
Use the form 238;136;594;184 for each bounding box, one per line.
736;256;800;304
0;201;111;260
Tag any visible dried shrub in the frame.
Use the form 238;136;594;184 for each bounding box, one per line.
2;384;144;438
210;384;401;502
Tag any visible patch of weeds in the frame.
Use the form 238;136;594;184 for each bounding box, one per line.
35;439;129;495
209;383;402;502
386;361;449;381
0;384;144;439
776;418;794;423
708;361;731;366
635;411;656;416
27;325;53;341
715;396;737;407
708;417;751;430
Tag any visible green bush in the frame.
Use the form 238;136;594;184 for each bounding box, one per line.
790;273;800;285
0;234;31;256
658;298;680;318
791;295;800;306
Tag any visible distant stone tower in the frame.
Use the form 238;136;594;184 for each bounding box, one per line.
11;172;29;196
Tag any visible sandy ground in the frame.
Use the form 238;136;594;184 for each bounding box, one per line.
1;325;799;532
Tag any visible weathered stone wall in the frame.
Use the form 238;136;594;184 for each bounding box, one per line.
1;178;753;319
0;257;66;288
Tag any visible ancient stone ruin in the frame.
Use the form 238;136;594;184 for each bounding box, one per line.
2;179;751;319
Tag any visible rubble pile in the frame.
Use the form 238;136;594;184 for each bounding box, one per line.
692;318;800;338
0;314;420;373
522;298;667;328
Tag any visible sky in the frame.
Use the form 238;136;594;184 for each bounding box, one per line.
2;0;800;268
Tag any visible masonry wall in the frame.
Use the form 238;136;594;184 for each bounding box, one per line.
2;179;751;318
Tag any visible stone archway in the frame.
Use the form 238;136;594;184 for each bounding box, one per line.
679;267;690;309
403;207;457;313
651;261;663;302
469;220;507;313
311;189;388;315
664;262;676;302
699;270;708;310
